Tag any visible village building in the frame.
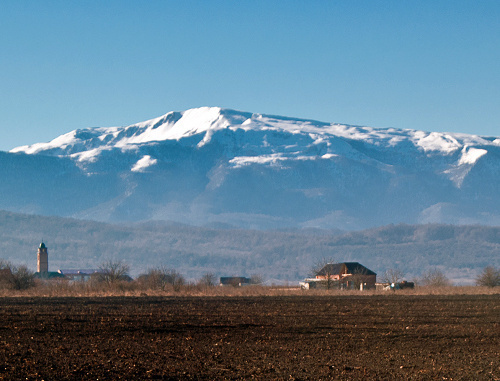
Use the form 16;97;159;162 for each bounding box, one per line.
57;269;102;282
300;262;377;290
376;280;415;291
32;242;104;282
220;276;251;287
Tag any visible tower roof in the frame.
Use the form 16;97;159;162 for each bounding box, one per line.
39;242;46;249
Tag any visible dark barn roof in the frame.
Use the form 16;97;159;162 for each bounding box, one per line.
317;262;376;277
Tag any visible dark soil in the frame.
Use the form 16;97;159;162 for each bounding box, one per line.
0;295;499;380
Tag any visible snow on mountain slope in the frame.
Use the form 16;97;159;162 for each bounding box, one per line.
12;106;497;160
5;107;500;229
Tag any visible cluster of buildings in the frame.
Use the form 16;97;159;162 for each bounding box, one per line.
35;242;102;282
33;241;413;290
220;262;384;289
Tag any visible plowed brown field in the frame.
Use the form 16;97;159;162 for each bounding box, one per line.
0;295;499;380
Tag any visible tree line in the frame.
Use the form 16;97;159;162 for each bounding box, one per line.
0;259;258;291
2;258;500;292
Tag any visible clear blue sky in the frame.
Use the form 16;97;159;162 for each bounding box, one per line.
1;1;499;151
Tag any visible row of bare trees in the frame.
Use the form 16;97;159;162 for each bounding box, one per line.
2;257;499;291
83;260;500;289
96;261;265;290
97;261;219;291
382;266;500;288
381;268;451;287
0;257;265;292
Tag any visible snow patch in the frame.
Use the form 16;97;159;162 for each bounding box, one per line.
197;129;215;148
413;131;461;153
131;155;158;172
458;146;487;165
229;153;318;168
443;146;488;188
71;148;103;163
229;154;286;168
321;153;337;159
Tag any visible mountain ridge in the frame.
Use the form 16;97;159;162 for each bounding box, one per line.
12;107;499;158
3;107;500;229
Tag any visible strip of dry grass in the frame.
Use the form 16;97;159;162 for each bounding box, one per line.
1;281;499;297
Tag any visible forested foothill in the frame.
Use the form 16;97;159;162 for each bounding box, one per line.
0;210;499;285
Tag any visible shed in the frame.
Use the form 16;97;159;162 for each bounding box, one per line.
220;277;251;287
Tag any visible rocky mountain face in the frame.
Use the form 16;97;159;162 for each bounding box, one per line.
4;107;500;229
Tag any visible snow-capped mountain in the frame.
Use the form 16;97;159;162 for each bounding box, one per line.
4;107;500;229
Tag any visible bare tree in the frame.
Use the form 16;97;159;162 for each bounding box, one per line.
98;260;130;285
311;257;337;290
0;260;13;289
137;267;185;291
0;259;10;270
250;274;264;285
198;272;217;287
419;269;451;287
10;265;36;290
476;266;500;287
0;261;35;290
381;268;405;284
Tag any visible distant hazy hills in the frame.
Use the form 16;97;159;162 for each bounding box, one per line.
3;107;500;229
1;210;498;285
